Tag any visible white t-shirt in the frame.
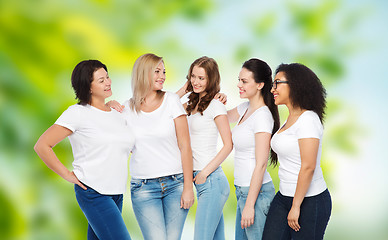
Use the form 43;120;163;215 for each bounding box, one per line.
232;102;273;187
188;99;227;170
271;110;327;197
55;104;134;195
122;91;187;179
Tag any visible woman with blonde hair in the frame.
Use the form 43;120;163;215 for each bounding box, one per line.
121;53;194;240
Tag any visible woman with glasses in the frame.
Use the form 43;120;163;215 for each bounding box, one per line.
262;63;332;240
227;58;280;240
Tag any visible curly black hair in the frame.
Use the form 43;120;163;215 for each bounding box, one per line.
71;60;107;105
275;63;327;123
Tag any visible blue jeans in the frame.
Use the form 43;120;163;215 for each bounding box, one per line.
74;184;131;240
130;173;189;240
193;167;230;240
235;181;276;240
262;189;332;240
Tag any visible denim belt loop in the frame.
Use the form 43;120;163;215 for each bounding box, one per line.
144;179;147;184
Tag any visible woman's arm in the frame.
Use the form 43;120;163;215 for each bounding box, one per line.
34;124;86;189
174;115;195;209
193;114;233;184
240;132;271;229
176;81;189;98
227;107;240;123
287;138;319;232
106;100;124;112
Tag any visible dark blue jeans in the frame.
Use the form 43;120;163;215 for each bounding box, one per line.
262;189;331;240
74;184;131;240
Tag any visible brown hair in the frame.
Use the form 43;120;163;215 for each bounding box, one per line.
186;56;220;115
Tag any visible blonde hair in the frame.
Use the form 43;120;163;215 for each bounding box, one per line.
129;53;164;112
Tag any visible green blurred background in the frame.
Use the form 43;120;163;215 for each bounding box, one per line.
1;0;387;239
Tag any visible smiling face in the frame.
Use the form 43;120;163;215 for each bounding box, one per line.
90;67;112;101
152;61;165;91
190;65;208;96
271;71;290;106
237;67;261;99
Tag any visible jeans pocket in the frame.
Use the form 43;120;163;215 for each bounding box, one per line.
130;179;144;192
173;173;184;183
260;194;272;216
194;177;208;187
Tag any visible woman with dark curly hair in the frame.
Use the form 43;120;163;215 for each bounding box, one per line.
262;63;332;240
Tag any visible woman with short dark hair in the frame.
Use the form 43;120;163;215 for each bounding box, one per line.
263;63;332;240
34;60;134;240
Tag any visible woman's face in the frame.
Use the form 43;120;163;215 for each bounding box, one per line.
90;68;112;100
237;67;260;99
190;65;208;96
271;71;290;106
152;61;166;91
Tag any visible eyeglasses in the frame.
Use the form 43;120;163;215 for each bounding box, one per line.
271;80;288;89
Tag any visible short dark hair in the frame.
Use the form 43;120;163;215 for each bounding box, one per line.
71;60;107;105
276;63;327;122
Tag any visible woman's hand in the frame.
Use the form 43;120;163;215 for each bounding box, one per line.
287;205;301;231
214;93;227;105
106;100;124;112
64;171;87;190
180;187;194;209
193;171;207;185
176;81;190;98
241;205;255;229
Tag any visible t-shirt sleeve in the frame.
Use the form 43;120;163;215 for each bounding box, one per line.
252;109;274;134
209;100;227;119
236;102;249;115
121;100;132;126
296;111;323;139
54;105;81;132
168;92;187;119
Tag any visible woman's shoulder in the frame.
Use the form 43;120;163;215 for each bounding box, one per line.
64;103;86;114
252;106;273;123
164;91;180;102
254;105;272;118
236;101;249;115
122;99;131;109
295;110;323;137
299;110;321;123
209;99;226;109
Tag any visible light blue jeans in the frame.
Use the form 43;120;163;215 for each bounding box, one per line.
235;181;275;240
193;167;230;240
130;173;189;240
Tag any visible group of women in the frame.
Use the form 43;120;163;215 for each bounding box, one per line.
34;53;332;240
